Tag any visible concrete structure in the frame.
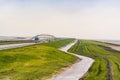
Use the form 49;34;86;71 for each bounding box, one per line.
32;34;56;43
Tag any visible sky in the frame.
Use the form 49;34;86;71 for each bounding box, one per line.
0;0;120;40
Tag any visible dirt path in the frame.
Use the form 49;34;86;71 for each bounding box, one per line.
92;55;114;80
48;40;94;80
103;57;113;80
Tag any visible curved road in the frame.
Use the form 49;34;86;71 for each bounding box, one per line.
49;40;94;80
0;40;94;80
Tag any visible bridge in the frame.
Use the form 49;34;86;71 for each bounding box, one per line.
32;34;56;43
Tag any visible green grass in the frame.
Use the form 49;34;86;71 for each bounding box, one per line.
0;39;77;80
68;40;120;80
40;39;74;48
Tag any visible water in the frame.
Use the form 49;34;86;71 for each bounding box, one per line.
97;40;120;45
106;40;120;45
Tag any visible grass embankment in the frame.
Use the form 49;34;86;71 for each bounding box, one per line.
68;40;120;80
0;39;77;80
41;39;74;48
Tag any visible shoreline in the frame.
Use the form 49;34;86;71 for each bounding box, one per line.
109;45;120;52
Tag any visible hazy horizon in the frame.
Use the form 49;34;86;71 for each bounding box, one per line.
0;0;120;40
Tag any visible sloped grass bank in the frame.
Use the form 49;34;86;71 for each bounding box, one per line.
41;39;74;48
0;39;77;80
68;40;120;80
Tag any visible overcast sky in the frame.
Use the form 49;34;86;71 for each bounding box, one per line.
0;0;120;40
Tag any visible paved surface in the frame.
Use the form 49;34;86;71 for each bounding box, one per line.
0;41;94;80
49;40;94;80
0;43;35;50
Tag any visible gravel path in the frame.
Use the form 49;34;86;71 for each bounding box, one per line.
0;43;35;50
49;40;94;80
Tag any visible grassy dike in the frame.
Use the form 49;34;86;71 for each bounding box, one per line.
0;39;77;80
41;39;75;48
68;40;120;80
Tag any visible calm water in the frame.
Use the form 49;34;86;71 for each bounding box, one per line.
97;40;120;45
106;40;120;45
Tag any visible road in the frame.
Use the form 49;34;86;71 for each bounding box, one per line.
0;43;35;50
48;40;94;80
0;40;94;80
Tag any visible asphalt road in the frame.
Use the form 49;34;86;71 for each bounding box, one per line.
0;43;35;50
49;40;94;80
0;40;94;80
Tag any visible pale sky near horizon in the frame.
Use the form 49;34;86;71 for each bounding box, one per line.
0;0;120;40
